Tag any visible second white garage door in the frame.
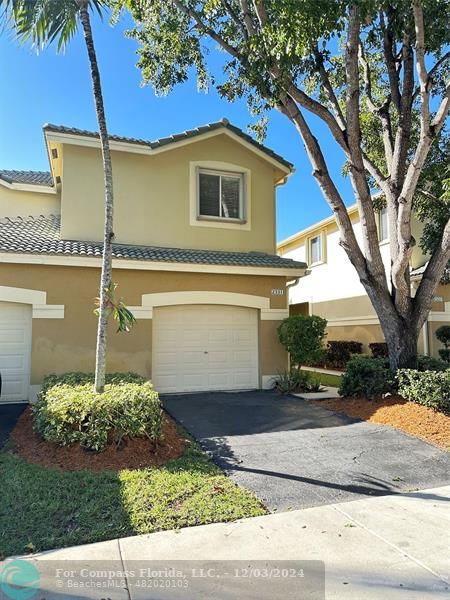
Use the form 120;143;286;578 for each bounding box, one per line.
152;304;259;393
0;302;32;403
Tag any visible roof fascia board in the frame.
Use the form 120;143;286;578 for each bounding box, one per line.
0;252;306;277
277;203;359;250
0;177;56;195
44;128;292;175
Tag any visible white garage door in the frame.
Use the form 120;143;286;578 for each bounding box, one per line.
0;302;32;403
153;304;259;393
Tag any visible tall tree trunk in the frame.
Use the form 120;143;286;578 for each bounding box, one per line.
380;316;419;370
78;4;114;393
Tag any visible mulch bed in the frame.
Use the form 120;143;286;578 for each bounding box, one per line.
10;408;186;472
314;395;450;449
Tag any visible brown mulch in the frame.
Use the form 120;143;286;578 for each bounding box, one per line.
314;395;450;450
10;408;186;472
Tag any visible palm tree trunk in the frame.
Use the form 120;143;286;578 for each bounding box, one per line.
78;4;114;393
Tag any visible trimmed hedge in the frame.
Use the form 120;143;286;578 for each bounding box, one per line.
339;355;394;399
39;371;147;399
397;369;450;412
368;342;389;359
34;373;162;451
417;355;448;372
325;340;362;369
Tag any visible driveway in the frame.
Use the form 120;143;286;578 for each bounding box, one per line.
0;403;26;448
163;390;450;511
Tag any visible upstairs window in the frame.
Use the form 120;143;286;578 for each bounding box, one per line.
309;234;323;265
379;207;389;242
198;169;244;221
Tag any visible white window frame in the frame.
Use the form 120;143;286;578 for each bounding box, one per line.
189;161;252;231
308;232;325;266
197;168;245;222
378;207;389;243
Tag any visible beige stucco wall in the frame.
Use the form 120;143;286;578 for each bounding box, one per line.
0;185;60;218
0;263;288;385
325;324;384;353
313;295;376;320
60;133;280;253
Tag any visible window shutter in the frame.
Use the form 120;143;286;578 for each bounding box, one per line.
221;176;241;219
199;173;220;216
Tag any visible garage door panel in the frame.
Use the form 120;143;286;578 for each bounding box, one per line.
0;302;32;403
153;304;259;393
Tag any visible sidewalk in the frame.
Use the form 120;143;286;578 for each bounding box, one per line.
3;485;449;599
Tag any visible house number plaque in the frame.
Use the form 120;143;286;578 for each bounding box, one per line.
271;288;285;296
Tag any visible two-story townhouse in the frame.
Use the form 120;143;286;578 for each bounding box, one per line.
277;205;450;359
0;119;306;403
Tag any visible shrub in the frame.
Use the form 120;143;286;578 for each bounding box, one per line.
272;369;324;394
339;355;394;399
417;355;448;372
34;381;162;451
39;371;147;399
435;325;450;363
438;348;450;363
278;315;327;367
369;342;389;359
272;369;311;394
397;369;450;412
325;340;363;368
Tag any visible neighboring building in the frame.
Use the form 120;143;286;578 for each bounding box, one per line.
0;119;306;403
277;204;450;358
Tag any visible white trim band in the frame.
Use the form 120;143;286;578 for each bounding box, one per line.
0;285;64;319
326;315;380;327
427;312;450;323
129;291;286;321
261;309;289;321
0;252;306;278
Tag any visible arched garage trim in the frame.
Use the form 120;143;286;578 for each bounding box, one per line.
129;291;288;320
0;285;64;318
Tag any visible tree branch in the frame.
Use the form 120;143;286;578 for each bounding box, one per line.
413;0;431;131
380;6;401;112
222;0;248;40
171;0;242;60
252;0;268;28
239;0;256;36
413;50;450;101
314;47;347;130
392;3;450;299
359;44;394;170
345;4;389;290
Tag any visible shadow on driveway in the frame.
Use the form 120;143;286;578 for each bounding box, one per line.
164;390;450;511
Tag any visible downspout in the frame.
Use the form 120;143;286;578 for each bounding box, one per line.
422;319;430;357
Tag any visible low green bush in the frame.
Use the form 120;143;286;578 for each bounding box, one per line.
272;369;310;394
325;340;363;369
417;355;448;372
339;355;394;399
272;369;324;394
397;369;450;412
34;381;162;451
368;342;389;359
39;371;147;399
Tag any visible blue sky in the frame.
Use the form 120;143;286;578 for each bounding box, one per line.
0;11;355;241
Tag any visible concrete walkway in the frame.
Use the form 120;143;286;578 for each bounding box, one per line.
6;485;449;599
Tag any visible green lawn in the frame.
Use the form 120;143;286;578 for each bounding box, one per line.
0;441;265;558
302;369;342;388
